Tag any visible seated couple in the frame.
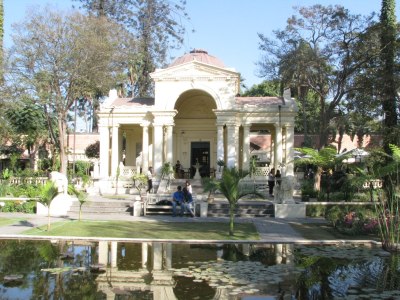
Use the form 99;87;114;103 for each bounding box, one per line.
172;185;195;217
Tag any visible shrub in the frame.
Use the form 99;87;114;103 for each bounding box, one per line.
306;204;326;217
0;200;36;213
325;206;342;227
85;141;100;159
301;179;318;200
325;204;377;235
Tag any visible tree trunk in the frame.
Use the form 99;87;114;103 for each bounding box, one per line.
315;167;322;191
58;115;68;175
47;207;51;231
229;206;235;236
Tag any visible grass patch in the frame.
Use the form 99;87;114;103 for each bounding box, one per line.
0;217;23;227
290;222;380;241
23;220;259;240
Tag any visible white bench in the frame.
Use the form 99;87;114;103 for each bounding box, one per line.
143;194;196;216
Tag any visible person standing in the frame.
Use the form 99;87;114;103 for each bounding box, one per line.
146;167;153;193
268;168;275;196
185;180;192;194
172;185;184;217
275;169;282;185
175;160;183;178
183;186;195;217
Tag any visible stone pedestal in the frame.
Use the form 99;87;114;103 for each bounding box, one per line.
133;199;143;216
200;202;208;218
193;164;201;179
274;203;306;218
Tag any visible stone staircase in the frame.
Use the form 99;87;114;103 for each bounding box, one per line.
68;178;275;218
68;198;134;216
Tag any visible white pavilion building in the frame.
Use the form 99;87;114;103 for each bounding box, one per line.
97;49;298;181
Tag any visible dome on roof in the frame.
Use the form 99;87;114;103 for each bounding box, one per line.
169;49;225;68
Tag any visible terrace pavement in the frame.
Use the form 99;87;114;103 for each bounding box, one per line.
0;193;330;242
0;210;327;243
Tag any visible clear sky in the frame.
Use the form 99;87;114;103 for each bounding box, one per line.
4;0;399;89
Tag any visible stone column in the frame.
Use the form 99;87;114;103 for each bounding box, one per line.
153;124;164;175
242;124;251;171
153;242;163;270
165;125;173;164
226;124;237;168
274;124;282;171
165;243;172;269
216;125;224;162
142;242;148;269
99;125;110;177
110;241;117;268
285;124;295;176
98;241;109;265
141;123;150;173
111;125;120;176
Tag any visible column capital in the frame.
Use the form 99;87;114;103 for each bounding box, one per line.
140;121;151;127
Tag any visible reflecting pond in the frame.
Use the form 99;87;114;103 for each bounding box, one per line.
0;239;399;299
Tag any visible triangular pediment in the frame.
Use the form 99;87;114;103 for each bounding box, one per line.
151;60;238;80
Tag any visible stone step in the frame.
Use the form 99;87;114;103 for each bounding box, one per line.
207;203;274;218
68;200;133;215
207;213;274;218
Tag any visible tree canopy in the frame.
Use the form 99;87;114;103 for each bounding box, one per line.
257;5;378;147
7;8;131;174
74;0;189;97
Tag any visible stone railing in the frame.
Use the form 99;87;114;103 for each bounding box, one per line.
362;179;383;189
119;165;139;178
2;177;48;186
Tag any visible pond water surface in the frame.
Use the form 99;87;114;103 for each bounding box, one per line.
0;239;399;299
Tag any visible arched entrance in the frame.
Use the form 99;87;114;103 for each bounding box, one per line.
174;89;217;178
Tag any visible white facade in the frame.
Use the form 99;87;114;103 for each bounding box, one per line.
98;50;297;179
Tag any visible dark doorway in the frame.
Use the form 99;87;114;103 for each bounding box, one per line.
191;142;210;178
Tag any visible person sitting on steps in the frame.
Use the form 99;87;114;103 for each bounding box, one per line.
183;187;195;217
171;185;184;217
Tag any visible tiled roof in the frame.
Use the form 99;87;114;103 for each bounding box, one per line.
236;96;283;106
110;97;155;107
169;49;225;68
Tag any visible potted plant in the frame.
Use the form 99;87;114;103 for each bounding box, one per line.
217;159;225;172
132;173;148;198
161;162;174;179
202;177;218;203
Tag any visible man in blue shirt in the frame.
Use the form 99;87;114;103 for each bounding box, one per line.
172;185;184;217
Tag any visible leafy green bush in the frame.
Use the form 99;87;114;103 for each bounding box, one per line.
301;179;318;200
0;200;36;213
306;204;326;217
325;206;343;227
324;204;377;235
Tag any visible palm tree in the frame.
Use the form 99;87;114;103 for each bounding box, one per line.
68;185;88;221
39;181;59;231
204;167;264;236
295;146;348;192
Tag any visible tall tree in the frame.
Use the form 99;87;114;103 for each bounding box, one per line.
379;0;399;151
0;0;3;81
379;0;399;201
258;5;377;148
8;8;130;174
74;0;189;97
5;99;48;170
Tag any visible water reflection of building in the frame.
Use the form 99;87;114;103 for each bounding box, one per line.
93;241;294;299
96;241;176;299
